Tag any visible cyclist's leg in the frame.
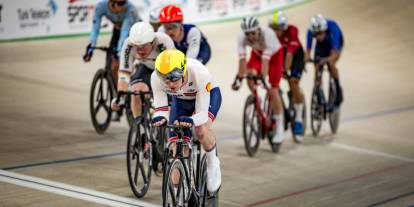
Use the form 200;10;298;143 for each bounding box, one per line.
268;49;284;143
194;87;222;193
290;49;305;133
109;28;120;83
246;50;261;92
130;64;152;118
327;49;343;106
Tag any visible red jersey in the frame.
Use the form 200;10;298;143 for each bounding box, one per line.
277;25;303;54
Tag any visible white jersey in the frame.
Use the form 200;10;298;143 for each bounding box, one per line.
120;32;174;72
151;58;218;126
237;26;282;60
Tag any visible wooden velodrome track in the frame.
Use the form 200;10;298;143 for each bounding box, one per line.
1;0;414;206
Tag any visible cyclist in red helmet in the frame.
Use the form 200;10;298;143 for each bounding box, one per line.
158;5;211;65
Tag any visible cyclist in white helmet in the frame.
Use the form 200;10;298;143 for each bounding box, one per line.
111;22;175;120
232;16;286;148
149;6;162;31
268;11;306;136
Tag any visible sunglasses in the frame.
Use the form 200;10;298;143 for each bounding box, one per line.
136;42;153;50
245;31;256;36
157;67;184;82
163;22;181;30
111;0;126;7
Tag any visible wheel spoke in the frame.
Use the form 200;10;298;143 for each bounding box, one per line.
134;158;140;184
140;160;148;183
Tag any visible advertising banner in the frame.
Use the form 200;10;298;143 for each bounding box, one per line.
0;0;305;41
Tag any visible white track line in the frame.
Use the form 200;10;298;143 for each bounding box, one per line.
0;170;160;207
331;143;414;163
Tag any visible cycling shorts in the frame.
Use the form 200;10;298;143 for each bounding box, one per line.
130;64;153;90
288;48;305;79
247;49;283;88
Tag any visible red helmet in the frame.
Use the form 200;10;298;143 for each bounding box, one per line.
159;5;183;23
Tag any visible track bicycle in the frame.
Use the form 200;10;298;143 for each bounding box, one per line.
115;90;167;198
308;59;341;136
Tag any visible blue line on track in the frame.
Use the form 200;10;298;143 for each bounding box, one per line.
2;105;414;171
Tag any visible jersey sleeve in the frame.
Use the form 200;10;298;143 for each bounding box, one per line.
237;32;247;59
119;40;134;73
185;27;202;59
328;20;342;50
192;62;212;126
89;2;105;46
151;73;169;120
286;26;301;54
306;29;313;50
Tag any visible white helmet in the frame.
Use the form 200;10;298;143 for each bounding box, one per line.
241;16;260;32
309;14;328;33
149;7;161;24
128;22;155;45
268;11;288;30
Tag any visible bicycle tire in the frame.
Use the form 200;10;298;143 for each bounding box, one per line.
89;69;115;134
162;159;190;207
243;95;261;157
126;122;152;198
310;87;323;137
328;81;340;134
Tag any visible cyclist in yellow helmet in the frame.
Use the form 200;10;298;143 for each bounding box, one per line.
151;49;222;194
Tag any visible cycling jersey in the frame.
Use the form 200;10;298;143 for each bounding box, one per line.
306;19;344;51
238;26;282;60
151;58;219;126
120;32;175;72
237;26;284;87
278;25;303;55
277;25;305;79
159;24;211;64
89;0;140;55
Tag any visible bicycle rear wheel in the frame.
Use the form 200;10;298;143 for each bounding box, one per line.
328;81;340;134
126;122;152;198
310;87;323;137
89;69;115;134
162;159;190;207
243;95;261;157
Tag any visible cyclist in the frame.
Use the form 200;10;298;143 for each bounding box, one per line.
83;0;140;82
232;16;285;145
306;14;344;107
111;22;174;120
268;11;306;135
149;6;162;32
151;49;222;193
158;5;212;65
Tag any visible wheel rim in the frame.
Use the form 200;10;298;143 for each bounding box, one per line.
89;70;113;134
243;96;261;156
163;160;190;207
310;92;323;137
127;124;152;198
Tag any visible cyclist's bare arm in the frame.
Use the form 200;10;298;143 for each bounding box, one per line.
238;58;247;77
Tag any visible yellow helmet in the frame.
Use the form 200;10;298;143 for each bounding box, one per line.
155;49;187;82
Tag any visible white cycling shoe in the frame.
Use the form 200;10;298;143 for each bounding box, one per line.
272;121;285;144
206;155;221;193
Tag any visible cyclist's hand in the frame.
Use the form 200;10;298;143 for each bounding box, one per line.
111;97;125;111
83;43;94;62
151;116;167;127
175;116;194;128
259;74;271;89
282;69;289;79
231;75;242;91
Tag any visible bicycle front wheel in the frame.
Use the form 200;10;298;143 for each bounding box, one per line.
243;95;261;157
162;159;191;207
89;69;115;134
126;123;152;198
310;87;323;137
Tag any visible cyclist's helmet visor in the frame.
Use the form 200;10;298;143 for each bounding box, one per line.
156;67;184;82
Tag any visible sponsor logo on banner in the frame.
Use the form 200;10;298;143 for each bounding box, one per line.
67;0;95;28
198;0;228;16
17;0;58;31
